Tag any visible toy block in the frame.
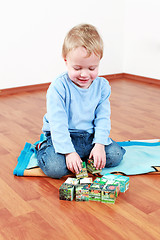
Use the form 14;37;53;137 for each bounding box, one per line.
102;174;129;192
59;177;79;201
86;159;101;174
80;177;93;184
76;162;88;179
65;177;79;185
59;183;75;201
89;178;107;201
75;184;90;201
101;183;119;204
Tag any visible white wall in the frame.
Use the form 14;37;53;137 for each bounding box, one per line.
0;0;160;90
0;0;124;89
124;0;160;80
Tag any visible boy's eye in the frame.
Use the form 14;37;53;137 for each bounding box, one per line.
89;67;95;71
73;66;96;71
74;67;81;71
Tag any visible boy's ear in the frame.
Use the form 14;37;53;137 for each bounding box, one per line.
64;58;68;66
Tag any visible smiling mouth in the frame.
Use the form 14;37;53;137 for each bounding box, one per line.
78;78;89;82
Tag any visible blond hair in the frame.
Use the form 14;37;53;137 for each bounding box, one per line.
62;24;103;59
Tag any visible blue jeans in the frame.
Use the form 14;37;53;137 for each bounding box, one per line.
37;131;126;179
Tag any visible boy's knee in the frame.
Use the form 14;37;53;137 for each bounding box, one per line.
105;141;126;168
40;159;69;179
44;165;66;179
38;149;69;179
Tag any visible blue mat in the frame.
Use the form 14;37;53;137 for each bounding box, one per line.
13;134;47;176
102;141;160;175
13;136;160;176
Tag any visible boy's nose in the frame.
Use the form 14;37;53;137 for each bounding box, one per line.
80;70;88;78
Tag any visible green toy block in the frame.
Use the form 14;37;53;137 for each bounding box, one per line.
59;178;79;201
89;179;106;201
102;174;129;192
76;162;88;179
59;183;75;201
86;159;101;174
101;183;119;204
76;184;90;201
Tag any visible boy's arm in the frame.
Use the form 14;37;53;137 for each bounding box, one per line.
91;79;112;169
46;78;82;174
46;81;75;154
92;79;112;146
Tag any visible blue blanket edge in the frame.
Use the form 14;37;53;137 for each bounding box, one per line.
117;141;160;147
13;136;160;176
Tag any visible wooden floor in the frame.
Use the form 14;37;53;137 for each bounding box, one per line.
0;78;160;240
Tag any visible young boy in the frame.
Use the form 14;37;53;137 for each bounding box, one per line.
25;23;125;178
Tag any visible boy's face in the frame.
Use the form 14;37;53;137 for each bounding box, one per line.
65;47;100;89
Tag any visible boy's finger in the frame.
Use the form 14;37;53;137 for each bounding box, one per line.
69;161;76;173
93;157;97;167
100;161;104;170
94;157;100;169
70;164;75;173
73;164;78;174
97;161;101;170
77;161;82;172
89;152;93;159
100;158;106;169
99;158;104;169
74;161;82;174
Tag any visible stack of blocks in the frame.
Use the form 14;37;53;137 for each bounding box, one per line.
59;173;129;203
59;178;79;201
76;178;93;201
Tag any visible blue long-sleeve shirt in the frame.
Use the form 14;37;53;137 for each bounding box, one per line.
42;72;112;154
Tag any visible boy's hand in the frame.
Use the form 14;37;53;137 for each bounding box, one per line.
89;143;106;170
65;152;82;174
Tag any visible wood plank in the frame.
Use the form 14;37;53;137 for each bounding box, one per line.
0;178;33;217
0;78;160;239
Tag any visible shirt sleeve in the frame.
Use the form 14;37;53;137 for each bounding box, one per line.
92;79;112;146
46;81;75;154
